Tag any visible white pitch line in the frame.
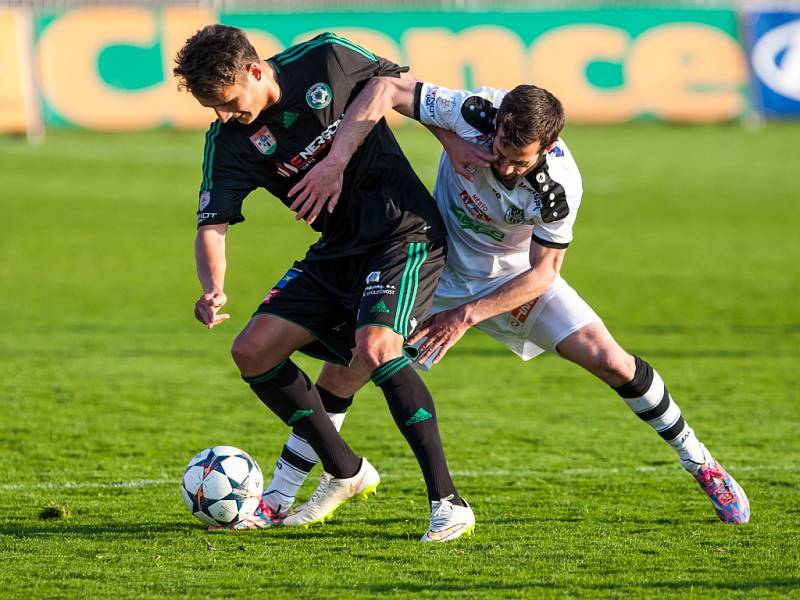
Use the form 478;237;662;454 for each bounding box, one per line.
0;463;794;492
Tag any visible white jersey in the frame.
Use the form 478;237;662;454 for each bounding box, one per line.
415;83;583;298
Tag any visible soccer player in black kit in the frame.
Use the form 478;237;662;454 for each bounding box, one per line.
174;25;475;541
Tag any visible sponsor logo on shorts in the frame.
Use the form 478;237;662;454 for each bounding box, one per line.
508;300;537;331
363;283;396;296
370;300;391;315
306;82;332;109
198;190;211;211
249;125;277;155
366;271;381;284
197;212;218;223
409;317;418;333
262;267;302;304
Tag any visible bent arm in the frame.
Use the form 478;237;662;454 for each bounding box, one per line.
325;76;418;169
193;224;232;329
460;243;566;326
410;242;566;363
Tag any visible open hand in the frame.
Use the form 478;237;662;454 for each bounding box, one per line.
288;156;344;225
442;135;497;182
408;308;470;365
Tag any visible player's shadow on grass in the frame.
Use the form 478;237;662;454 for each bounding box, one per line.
634;349;750;359
0;522;191;538
277;524;422;542
266;581;561;594
589;579;800;593
263;578;800;595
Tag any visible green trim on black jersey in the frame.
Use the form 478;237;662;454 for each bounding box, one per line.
393;242;428;337
274;32;376;67
201;120;221;191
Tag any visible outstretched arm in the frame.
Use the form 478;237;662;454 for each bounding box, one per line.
194;223;230;329
409;243;566;364
289;76;418;224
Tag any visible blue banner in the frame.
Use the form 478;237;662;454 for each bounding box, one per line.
743;10;800;117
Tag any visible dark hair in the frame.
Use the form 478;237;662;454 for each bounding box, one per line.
495;85;565;149
174;24;259;97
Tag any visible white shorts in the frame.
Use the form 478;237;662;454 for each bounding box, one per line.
412;276;601;369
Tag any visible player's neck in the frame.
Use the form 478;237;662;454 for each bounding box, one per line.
260;59;282;111
491;166;517;190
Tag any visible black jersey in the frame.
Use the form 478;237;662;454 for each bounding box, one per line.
196;32;444;259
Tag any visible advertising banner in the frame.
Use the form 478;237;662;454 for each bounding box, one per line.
0;9;40;135
8;8;752;130
742;10;800;117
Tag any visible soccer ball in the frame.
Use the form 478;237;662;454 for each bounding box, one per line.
181;446;263;527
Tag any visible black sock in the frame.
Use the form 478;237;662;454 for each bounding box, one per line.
243;360;360;479
371;356;463;505
317;385;354;415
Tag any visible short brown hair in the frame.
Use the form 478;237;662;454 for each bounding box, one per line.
496;85;565;149
174;24;259;97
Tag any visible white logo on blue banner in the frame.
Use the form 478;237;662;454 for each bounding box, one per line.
752;19;800;101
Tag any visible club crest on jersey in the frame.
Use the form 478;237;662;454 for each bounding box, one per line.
504;206;525;225
436;94;455;113
306;82;332;109
250;126;277;155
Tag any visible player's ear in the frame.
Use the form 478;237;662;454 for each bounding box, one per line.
247;62;262;81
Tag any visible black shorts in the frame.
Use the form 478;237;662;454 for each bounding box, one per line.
253;239;446;365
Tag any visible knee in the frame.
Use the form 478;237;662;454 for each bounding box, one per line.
592;349;635;387
354;329;403;372
317;362;369;397
231;331;286;375
230;333;261;372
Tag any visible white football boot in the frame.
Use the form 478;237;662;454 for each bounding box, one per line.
420;495;475;542
282;458;379;527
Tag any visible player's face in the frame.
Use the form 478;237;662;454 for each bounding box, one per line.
194;65;266;125
491;125;545;186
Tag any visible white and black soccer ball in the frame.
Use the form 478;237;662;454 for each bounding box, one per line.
181;446;263;527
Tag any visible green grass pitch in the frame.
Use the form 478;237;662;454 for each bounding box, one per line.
1;123;799;598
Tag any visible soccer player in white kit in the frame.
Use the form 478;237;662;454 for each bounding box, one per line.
257;77;750;532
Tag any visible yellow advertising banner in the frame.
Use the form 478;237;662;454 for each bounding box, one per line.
28;8;749;130
0;9;39;135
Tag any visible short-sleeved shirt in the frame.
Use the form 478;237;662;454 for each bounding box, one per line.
413;82;583;297
196;33;444;260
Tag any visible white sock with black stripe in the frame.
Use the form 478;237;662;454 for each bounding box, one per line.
262;387;352;513
613;356;707;472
